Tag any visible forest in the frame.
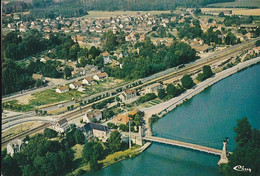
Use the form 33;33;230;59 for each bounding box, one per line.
220;117;260;176
82;0;235;11
104;37;198;80
3;0;235;16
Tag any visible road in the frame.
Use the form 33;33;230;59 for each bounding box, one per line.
2;70;100;102
141;57;260;137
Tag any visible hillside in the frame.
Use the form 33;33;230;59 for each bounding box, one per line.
207;0;260;8
81;0;235;11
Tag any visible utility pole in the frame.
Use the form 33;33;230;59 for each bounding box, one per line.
129;119;131;149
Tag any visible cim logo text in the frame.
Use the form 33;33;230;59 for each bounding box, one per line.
233;165;251;173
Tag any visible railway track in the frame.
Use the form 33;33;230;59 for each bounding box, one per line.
1;123;50;147
2;38;258;147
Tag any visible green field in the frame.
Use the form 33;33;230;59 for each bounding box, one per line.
80;10;170;19
207;0;260;8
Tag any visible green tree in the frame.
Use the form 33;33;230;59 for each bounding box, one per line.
234;117;252;147
74;129;85;144
203;65;214;78
225;32;237;45
89;158;103;171
219;12;225;17
82;141;104;163
44;128;58;138
1;155;22;176
107;130;122;152
256;40;260;47
104;30;118;51
64;66;73;79
158;88;166;99
181;74;195;89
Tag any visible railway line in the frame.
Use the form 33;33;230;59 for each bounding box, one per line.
2;38;258;147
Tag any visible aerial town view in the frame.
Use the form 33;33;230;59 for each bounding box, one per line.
1;0;260;175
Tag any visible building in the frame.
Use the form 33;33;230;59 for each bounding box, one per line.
69;81;83;89
122;89;137;101
53;118;69;133
113;114;130;125
56;85;69;93
81;123;110;142
82;76;95;85
83;109;102;123
101;51;111;64
145;83;163;94
7;139;25;157
93;72;108;81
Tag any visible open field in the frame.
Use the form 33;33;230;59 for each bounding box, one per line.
201;7;260;16
80;10;170;19
207;0;260;8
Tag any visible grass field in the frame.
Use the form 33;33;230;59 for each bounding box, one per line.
201;7;260;16
80;10;170;19
207;0;260;8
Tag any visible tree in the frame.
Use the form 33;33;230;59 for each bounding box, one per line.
256;40;260;47
74;130;85;144
181;74;195;89
44;128;58;138
82;141;104;163
64;66;72;79
221;117;260;176
89;158;103;171
203;65;214;78
166;83;181;97
107;130;122;152
219;12;225;17
1;155;22;176
225;32;237;45
158;88;166;99
234;117;252;147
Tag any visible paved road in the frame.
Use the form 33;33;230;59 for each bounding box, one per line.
141;57;260;134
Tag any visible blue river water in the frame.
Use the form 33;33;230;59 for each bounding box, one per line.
87;64;260;176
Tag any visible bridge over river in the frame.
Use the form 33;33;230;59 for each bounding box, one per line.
142;135;229;165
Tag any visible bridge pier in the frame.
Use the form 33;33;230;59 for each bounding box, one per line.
217;140;229;165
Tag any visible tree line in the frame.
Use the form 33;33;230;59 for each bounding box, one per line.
105;37;198;80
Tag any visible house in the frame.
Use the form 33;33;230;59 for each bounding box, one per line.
7;139;25;157
81;123;110;142
53;118;69;133
145;83;163;95
139;35;145;42
101;51;111;64
69;81;82;89
128;108;140;117
113;114;130;125
93;72;108;81
82;76;95;85
40;57;51;63
191;45;214;54
32;74;45;82
122;89;137;101
56;85;69;93
83;109;102;123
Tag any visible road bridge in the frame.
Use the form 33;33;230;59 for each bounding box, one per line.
143;135;229;165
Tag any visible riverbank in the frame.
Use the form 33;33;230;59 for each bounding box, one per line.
141;56;260;136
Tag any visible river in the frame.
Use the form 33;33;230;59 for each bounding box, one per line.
87;64;260;176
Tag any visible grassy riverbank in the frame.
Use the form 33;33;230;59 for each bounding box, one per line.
68;144;141;176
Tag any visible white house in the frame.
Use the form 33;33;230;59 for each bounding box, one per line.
56;85;69;93
81;123;110;142
102;51;111;65
122;89;137;101
53;118;69;133
7;139;25;157
69;81;82;89
93;72;108;81
82;76;95;85
83;109;102;123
